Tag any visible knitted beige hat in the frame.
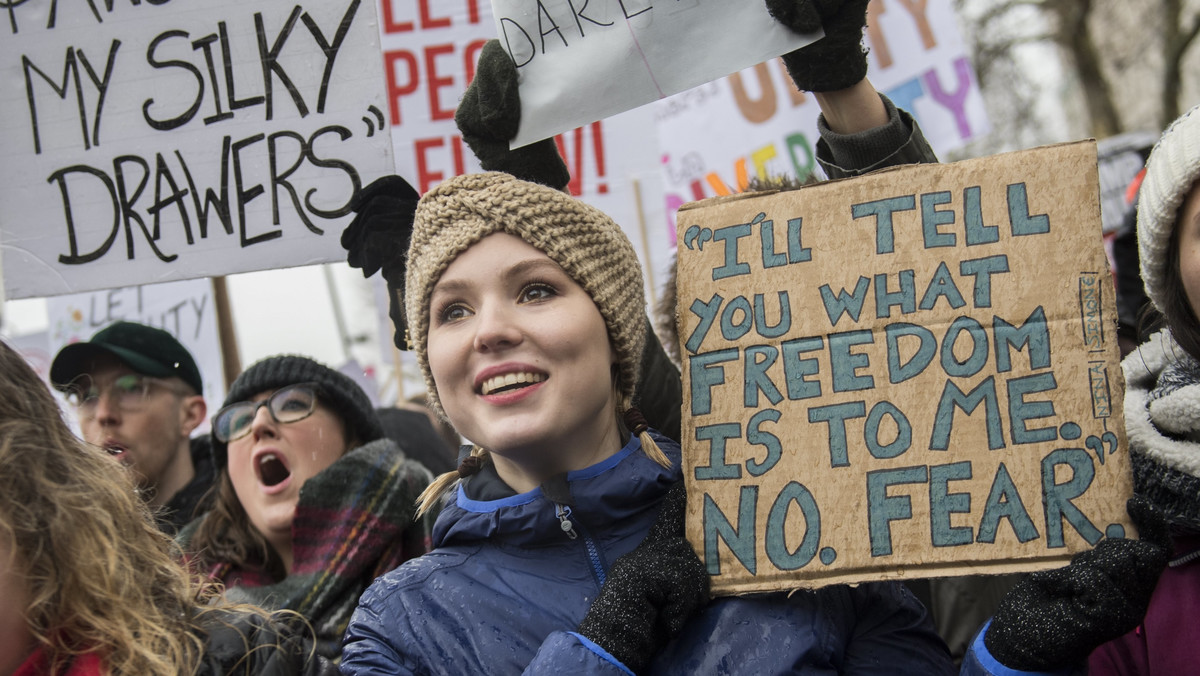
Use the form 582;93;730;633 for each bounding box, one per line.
1139;103;1200;312
405;172;646;416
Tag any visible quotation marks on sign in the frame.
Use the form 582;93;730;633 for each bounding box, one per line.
361;105;385;137
684;224;713;251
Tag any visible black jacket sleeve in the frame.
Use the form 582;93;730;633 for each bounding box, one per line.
816;93;939;179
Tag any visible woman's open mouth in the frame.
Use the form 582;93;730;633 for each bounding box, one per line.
479;371;546;396
256;452;292;489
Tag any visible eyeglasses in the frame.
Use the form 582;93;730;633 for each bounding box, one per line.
212;383;320;443
66;374;183;415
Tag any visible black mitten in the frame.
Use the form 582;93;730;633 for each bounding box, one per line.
340;175;419;349
578;482;709;673
983;496;1171;670
455;39;570;190
766;0;872;92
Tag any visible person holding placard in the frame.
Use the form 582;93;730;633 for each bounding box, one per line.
0;340;335;676
340;0;941;452
339;167;959;674
1075;103;1200;674
179;356;435;663
341;1;1167;673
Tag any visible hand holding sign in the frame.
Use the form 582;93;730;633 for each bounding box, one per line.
455;40;570;190
578;481;710;673
491;0;819;148
341;175;420;349
983;497;1171;670
766;0;872;92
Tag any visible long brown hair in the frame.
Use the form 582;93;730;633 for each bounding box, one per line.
0;340;208;675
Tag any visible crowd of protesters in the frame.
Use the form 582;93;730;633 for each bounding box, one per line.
2;0;1198;674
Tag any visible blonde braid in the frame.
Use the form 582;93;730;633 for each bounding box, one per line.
415;446;491;517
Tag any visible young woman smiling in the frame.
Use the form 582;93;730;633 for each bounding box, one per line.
339;172;957;675
180;356;434;662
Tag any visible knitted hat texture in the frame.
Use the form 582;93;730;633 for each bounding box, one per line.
404;172;646;416
1139;103;1200;312
211;355;383;469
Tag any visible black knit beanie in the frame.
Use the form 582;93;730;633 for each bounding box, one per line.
210;355;383;469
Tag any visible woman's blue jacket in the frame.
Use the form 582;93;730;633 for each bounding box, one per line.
342;432;1028;675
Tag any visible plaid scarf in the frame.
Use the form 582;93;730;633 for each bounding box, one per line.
194;439;435;660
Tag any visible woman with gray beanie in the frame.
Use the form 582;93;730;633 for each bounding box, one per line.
179;355;434;662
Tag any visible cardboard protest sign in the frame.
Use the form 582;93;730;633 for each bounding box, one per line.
676;141;1133;594
488;0;819;148
0;0;394;299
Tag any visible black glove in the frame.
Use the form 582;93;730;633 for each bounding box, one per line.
766;0;872;92
340;175;419;349
578;482;709;673
984;496;1172;670
455;39;571;190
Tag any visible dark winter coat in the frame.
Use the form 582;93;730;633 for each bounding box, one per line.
340;432;958;675
1087;331;1200;675
196;608;339;676
157;435;218;535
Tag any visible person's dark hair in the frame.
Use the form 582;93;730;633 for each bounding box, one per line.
654;251;681;369
1160;231;1200;360
189;471;285;580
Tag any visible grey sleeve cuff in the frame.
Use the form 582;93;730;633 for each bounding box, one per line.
816;93;938;179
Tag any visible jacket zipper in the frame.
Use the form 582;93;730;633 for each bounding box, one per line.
555;503;607;587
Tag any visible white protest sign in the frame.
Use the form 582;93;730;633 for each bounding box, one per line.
1;0;395;300
374;0;670;360
655;0;989;242
489;0;819;148
46;277;226;434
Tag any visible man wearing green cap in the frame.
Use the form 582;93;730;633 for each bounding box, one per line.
50;321;213;534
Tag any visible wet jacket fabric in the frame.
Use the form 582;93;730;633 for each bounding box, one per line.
341;432;958;675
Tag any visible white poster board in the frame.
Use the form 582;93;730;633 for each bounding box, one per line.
46;278;226;433
489;0;818;147
375;0;670;353
1;0;395;299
